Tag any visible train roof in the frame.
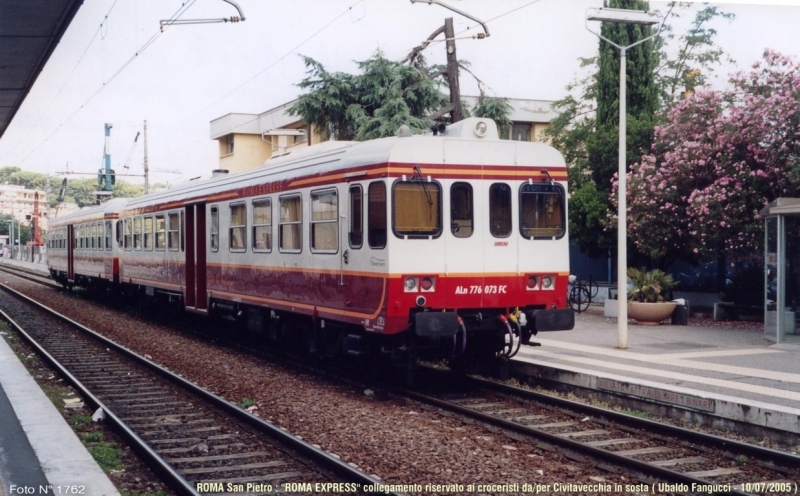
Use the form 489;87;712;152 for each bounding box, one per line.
48;197;128;227
120;118;565;212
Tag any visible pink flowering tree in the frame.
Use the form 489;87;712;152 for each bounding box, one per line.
619;50;800;266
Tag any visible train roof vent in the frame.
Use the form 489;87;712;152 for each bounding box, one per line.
440;117;499;140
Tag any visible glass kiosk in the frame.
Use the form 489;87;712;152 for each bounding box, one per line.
761;198;800;343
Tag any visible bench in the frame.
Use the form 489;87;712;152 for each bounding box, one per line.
713;302;763;321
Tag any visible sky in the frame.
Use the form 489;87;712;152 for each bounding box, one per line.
1;0;799;187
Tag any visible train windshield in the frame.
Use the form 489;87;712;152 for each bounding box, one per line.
519;183;566;239
393;181;442;237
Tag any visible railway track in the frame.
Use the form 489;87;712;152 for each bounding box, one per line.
0;262;57;288
398;367;800;495
0;282;397;496
3;263;798;494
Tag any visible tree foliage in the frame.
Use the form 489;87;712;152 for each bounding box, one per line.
545;1;735;259
623;50;800;264
472;96;513;138
289;52;448;141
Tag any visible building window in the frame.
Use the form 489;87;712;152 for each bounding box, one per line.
230;203;246;251
279;194;302;252
450;182;473;238
519;183;566;239
349;185;363;248
311;189;337;253
210;206;219;252
393;181;442;237
489;183;512;238
252;199;272;252
368;182;386;249
225;134;234;155
168;213;180;251
512;122;531;141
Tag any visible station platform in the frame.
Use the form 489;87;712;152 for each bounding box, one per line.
0;286;119;495
0;256;49;276
515;310;800;440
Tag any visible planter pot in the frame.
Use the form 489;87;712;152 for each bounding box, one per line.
628;301;677;326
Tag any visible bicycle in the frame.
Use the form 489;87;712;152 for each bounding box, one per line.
568;274;598;313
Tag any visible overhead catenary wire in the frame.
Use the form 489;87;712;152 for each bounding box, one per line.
0;0;123;162
13;0;201;168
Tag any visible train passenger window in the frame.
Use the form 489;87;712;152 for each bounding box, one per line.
144;217;154;250
155;215;166;250
519;183;566;239
311;189;338;253
252;199;272;252
210;206;219;252
450;182;473;238
279;195;302;253
168;213;180;251
133;217;142;250
489;183;512;238
349;185;363;249
229;203;246;251
124;219;132;250
393;181;442;237
368;182;386;249
105;221;112;250
96;223;102;250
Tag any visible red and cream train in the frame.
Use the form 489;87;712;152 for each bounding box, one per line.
48;118;573;368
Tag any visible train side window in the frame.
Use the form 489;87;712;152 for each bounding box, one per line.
90;224;95;250
168;213;180;251
279;194;302;253
229;202;246;252
155;215;166;250
489;183;512;238
96;223;102;250
349;185;363;249
311;189;337;253
367;182;386;249
252;199;272;252
210;206;219;252
124;219;132;250
117;220;124;249
393;180;442;237
144;216;154;250
133;217;143;250
519;183;566;239
105;221;112;250
450;182;473;238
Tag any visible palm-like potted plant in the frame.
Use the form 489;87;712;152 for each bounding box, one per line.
627;268;678;325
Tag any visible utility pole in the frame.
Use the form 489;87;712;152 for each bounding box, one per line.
104;123;113;191
444;17;462;123
143;120;149;194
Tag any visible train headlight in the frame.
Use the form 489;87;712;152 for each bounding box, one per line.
526;275;540;290
404;277;419;292
541;276;554;290
421;277;435;292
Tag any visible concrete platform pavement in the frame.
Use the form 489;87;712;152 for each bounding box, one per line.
0;257;49;276
514;310;800;440
0;315;119;495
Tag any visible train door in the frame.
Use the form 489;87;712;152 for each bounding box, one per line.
67;224;75;281
444;141;487;300
184;203;208;311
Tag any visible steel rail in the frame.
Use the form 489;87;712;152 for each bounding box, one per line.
0;282;399;496
469;373;800;468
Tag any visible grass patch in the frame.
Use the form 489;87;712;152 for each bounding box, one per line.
69;414;93;428
239;397;255;409
91;444;123;470
735;454;748;465
620;409;653;420
80;431;104;443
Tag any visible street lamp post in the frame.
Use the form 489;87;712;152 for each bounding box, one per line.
586;7;661;349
